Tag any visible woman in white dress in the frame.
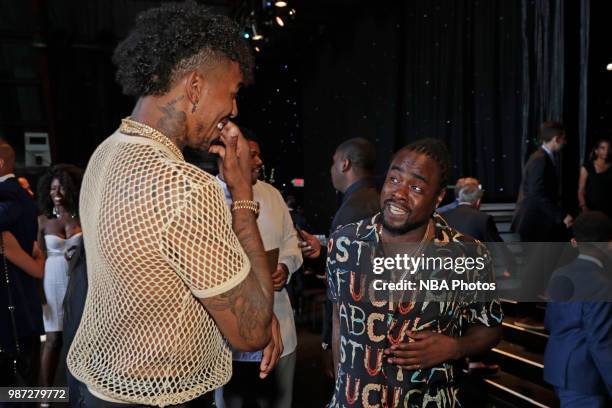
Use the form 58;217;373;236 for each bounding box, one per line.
37;164;83;388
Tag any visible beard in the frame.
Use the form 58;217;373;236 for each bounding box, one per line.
381;206;431;236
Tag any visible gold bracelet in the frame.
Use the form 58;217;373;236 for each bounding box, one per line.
231;200;260;217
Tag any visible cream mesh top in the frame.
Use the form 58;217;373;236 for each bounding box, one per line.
67;118;250;407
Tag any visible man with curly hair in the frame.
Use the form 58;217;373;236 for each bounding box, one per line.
67;2;280;407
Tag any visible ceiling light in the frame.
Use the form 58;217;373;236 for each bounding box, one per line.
607;63;612;71
275;1;287;7
275;16;285;27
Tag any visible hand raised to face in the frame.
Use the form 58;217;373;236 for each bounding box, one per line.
209;121;252;200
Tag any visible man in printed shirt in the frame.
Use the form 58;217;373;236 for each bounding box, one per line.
215;132;303;408
327;139;503;407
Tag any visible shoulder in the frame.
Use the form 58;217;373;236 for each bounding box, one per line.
433;213;487;252
38;214;49;225
254;180;283;198
330;213;378;242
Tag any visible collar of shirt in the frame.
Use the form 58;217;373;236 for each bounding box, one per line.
214;175;233;206
541;145;555;163
342;178;374;204
0;173;15;183
577;254;604;269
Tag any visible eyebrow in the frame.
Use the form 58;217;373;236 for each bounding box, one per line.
411;172;429;184
390;165;430;184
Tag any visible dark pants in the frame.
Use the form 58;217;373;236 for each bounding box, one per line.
0;336;41;408
78;383;213;408
0;336;41;386
219;352;297;408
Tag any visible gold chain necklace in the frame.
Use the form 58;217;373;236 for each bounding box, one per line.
120;117;184;161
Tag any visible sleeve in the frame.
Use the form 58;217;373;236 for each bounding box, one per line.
0;189;22;230
277;191;303;279
160;180;250;299
325;237;339;304
461;246;503;328
583;301;612;396
526;156;564;224
484;215;503;243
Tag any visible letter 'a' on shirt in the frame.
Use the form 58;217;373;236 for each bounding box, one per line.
67;122;250;407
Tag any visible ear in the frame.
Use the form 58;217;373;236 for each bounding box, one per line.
184;70;206;108
435;188;447;208
341;159;350;173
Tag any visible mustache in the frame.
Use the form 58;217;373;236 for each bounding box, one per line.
383;199;411;212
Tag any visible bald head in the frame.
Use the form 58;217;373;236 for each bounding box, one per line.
0;143;15;176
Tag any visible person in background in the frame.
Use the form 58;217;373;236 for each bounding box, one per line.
544;211;612;407
578;138;611;217
298;137;379;378
215;132;301;408
37;164;83;391
512;121;573;329
0;142;42;390
62;240;87;407
436;176;480;214
441;181;504;242
512;120;572;241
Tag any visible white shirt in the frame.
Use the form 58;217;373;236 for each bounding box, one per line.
216;177;303;358
0;173;16;183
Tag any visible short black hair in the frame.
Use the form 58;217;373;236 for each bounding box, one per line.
336;137;376;174
113;1;254;96
399;138;451;190
240;127;260;146
540;121;565;143
37;164;84;218
573;211;612;242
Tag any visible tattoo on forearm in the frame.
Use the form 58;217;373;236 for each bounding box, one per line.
204;274;268;342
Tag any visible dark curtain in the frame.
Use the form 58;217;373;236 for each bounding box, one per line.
301;1;524;231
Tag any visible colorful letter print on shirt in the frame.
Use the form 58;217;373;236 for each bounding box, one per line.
326;213;503;408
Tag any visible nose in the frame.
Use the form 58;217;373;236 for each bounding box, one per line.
391;185;409;202
230;99;238;119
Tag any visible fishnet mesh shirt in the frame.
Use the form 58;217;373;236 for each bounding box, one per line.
67;122;250;406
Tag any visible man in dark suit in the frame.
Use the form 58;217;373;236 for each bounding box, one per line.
442;182;503;242
511;122;574;329
298;138;380;378
512;121;572;241
544;211;612;407
0;142;43;387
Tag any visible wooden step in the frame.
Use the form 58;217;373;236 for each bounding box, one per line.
502;316;549;353
488;340;549;389
482;370;559;408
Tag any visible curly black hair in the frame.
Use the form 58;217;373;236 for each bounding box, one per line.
113;1;254;96
400;138;451;190
37;164;84;218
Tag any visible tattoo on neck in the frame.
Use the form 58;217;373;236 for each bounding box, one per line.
157;96;187;145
